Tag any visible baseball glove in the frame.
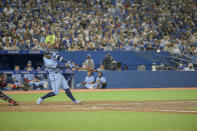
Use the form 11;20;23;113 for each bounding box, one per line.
21;82;31;91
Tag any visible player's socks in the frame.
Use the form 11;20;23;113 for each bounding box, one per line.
41;92;55;100
65;89;75;101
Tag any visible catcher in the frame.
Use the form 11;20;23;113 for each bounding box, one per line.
0;73;30;106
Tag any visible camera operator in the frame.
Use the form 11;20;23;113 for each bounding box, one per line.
102;53;120;70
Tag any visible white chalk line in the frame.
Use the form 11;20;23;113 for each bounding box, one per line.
70;106;197;113
69;101;197;113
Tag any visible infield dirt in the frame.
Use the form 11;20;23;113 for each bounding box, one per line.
0;100;197;114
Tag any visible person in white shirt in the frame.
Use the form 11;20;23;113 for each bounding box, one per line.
82;71;95;89
3;41;12;50
184;63;195;71
84;54;94;69
3;6;14;15
152;62;157;71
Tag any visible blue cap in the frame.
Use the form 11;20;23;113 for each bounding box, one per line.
27;60;32;64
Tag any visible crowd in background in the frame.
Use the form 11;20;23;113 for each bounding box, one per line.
0;0;197;57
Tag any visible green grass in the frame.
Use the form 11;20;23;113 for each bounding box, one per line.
1;89;197;131
2;89;197;102
185;108;197;111
0;111;196;131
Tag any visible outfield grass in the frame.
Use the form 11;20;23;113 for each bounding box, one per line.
3;89;197;102
0;89;197;131
0;111;196;131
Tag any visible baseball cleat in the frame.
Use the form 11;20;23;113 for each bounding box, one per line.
73;100;82;104
36;98;43;105
9;100;19;106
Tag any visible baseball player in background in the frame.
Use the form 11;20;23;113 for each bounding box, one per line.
0;73;19;106
93;72;107;89
12;65;27;90
36;51;81;105
24;67;37;88
82;71;95;89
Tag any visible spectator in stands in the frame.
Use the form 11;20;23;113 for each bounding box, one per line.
3;5;14;16
184;63;195;71
65;62;72;70
121;44;133;51
25;40;32;50
45;32;55;45
104;45;113;51
84;54;94;69
31;39;43;50
130;43;140;52
177;62;185;71
146;44;154;51
152;63;157;71
3;41;12;50
82;71;95;89
65;61;77;71
70;61;77;70
0;43;3;50
171;44;181;54
18;40;27;50
10;41;19;50
93;72;107;89
0;0;196;57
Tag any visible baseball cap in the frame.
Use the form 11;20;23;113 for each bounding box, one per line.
87;54;91;58
27;60;32;64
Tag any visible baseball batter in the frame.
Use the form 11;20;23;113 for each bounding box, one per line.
36;51;81;105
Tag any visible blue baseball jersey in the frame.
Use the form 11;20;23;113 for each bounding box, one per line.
24;74;35;81
96;76;106;83
43;52;69;94
12;74;22;82
85;75;95;84
84;75;95;89
43;53;61;73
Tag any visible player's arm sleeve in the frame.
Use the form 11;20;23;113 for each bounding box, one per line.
90;76;95;84
101;77;106;83
12;75;16;81
45;61;57;69
24;74;27;78
54;53;67;63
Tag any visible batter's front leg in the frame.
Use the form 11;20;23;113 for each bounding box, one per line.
61;74;81;103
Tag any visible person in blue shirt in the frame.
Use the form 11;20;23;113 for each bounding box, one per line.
34;66;47;89
93;72;107;89
24;67;36;89
12;65;25;89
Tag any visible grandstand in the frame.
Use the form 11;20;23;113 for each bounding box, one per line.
0;0;196;53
